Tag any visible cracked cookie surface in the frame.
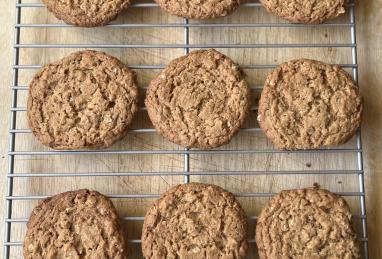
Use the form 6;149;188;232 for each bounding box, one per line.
258;59;362;150
260;0;346;24
256;188;360;259
154;0;240;19
145;49;251;149
28;50;139;150
42;0;131;27
142;183;248;259
23;189;127;259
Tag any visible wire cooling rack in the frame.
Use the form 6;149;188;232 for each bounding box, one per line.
5;0;368;258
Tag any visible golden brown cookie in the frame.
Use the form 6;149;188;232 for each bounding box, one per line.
27;50;139;150
154;0;241;19
260;0;347;24
42;0;131;27
142;183;248;259
23;189;127;259
258;59;362;150
145;49;251;149
256;188;360;259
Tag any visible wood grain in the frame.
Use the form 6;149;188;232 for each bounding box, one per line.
0;1;381;258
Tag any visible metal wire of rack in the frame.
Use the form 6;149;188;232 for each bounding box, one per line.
4;0;368;258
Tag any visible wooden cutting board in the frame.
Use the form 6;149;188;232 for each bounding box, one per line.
0;1;381;258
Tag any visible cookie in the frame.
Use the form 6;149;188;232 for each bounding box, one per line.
255;188;360;259
23;189;127;259
42;0;130;27
145;49;251;149
28;50;139;150
257;59;362;150
154;0;240;19
142;183;248;259
260;0;347;24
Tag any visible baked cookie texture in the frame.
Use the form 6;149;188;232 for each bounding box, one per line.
154;0;241;19
142;183;248;259
145;49;251;149
258;59;362;150
23;189;127;259
256;188;360;259
28;50;139;150
260;0;347;24
42;0;131;27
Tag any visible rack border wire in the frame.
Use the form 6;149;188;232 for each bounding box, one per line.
4;0;21;258
349;4;369;259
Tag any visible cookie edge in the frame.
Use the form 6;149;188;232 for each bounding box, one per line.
23;189;128;259
141;182;249;258
27;50;139;150
259;0;347;24
255;187;359;259
42;0;131;27
145;49;252;149
257;58;363;150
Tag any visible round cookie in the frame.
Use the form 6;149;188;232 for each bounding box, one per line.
42;0;131;27
154;0;240;19
142;183;248;259
23;189;127;259
255;188;360;259
145;49;251;149
257;59;362;150
260;0;346;24
28;50;139;150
